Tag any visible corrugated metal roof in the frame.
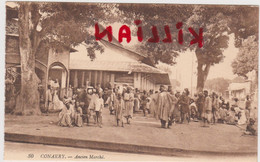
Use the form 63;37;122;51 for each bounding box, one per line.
69;60;166;74
70;60;170;85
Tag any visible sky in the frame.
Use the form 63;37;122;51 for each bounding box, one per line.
169;34;239;90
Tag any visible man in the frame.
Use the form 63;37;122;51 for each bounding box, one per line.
196;92;205;120
123;87;134;124
141;90;149;116
158;85;171;128
202;90;212;127
212;93;220;123
178;89;190;123
84;88;93;125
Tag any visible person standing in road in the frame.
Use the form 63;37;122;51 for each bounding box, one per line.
178;88;190;124
158;85;171;128
202;90;212;127
124;87;134;124
90;92;104;128
114;93;125;127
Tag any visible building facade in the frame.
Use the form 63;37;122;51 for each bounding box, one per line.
5;5;170;105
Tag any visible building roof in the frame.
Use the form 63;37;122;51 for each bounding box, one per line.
70;60;170;84
70;60;165;74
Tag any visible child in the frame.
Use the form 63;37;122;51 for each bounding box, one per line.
89;92;104;128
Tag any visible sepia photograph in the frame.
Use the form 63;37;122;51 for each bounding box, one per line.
3;1;259;161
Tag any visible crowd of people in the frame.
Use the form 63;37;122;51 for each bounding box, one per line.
45;79;257;135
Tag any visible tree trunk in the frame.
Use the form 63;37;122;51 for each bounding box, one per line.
196;53;211;93
13;3;41;115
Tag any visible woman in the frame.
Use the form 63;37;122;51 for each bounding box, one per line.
58;100;73;127
53;90;63;111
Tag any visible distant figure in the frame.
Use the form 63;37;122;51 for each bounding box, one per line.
48;77;54;88
141;90;149;116
67;84;73;99
178;88;190;123
124;87;134;124
245;95;251;122
74;101;83;127
212;93;220;123
45;85;53;112
106;88;116;115
202;90;212;127
114;93;125;127
53;90;63;110
196;92;205;120
244;118;257;136
53;79;60;90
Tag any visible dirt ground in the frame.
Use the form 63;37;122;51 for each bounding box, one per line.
4;107;257;153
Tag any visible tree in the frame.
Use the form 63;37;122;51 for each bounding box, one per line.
117;4;194;65
186;6;230;92
118;4;229;91
14;2;115;115
204;77;230;95
232;36;258;79
118;4;258;92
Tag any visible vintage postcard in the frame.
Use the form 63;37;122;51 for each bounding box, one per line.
3;0;259;162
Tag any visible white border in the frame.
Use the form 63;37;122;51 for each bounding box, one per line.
0;1;259;162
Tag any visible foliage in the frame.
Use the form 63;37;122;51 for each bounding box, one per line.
117;4;258;91
232;36;258;79
118;4;194;65
205;77;230;94
16;2;120;58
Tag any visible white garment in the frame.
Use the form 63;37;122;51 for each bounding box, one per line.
94;98;104;112
238;110;247;125
49;80;55;87
53;82;60;89
53;92;62;110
